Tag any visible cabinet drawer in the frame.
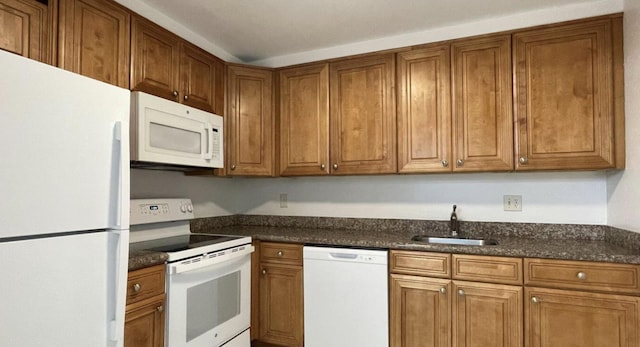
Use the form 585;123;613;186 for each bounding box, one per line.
127;264;166;305
453;254;523;285
525;258;640;295
390;250;450;278
260;242;303;265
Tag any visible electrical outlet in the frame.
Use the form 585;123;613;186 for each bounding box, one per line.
503;195;522;211
279;193;288;208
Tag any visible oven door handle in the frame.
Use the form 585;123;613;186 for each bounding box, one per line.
170;245;255;274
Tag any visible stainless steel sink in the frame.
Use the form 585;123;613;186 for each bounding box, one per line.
411;235;498;246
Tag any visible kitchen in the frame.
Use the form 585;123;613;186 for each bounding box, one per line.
1;0;640;346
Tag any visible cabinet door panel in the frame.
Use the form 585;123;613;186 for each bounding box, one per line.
279;63;329;176
180;43;215;112
59;0;130;88
397;44;451;173
227;65;274;176
514;19;618;170
124;296;165;347
453;281;523;347
452;35;513;171
330;54;397;174
525;287;640;347
390;274;450;347
0;0;52;63
259;263;303;346
131;15;180;101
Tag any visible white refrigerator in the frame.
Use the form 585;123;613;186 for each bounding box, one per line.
0;50;130;346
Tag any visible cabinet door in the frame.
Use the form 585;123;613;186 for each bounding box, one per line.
279;63;330;176
452;35;513;171
124;295;165;347
259;263;303;347
453;281;523;347
397;44;451;173
58;0;130;88
513;18;621;170
330;54;397;174
180;42;216;112
390;274;450;347
227;65;274;176
0;0;54;63
525;287;640;347
131;15;180;102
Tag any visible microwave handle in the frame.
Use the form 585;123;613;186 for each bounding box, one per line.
204;123;214;160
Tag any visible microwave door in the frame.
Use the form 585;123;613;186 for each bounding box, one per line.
143;109;209;165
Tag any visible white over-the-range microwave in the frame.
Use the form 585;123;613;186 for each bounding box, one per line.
130;91;224;169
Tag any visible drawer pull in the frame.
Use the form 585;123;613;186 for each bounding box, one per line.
261;269;267;275
277;251;284;257
439;287;446;294
457;289;465;296
577;272;587;280
531;296;540;304
156;305;164;313
133;283;141;292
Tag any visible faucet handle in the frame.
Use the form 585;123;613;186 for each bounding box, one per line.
453;205;457;213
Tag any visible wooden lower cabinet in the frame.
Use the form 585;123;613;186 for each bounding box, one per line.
525;287;640;347
124;264;165;347
257;242;304;347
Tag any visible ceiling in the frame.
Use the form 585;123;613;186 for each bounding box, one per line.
136;0;613;64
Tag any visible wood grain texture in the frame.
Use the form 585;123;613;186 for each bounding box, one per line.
390;274;451;347
279;63;330;176
390;250;451;278
525;287;640;347
124;295;165;347
452;34;513;172
227;64;274;176
260;242;303;265
329;53;397;174
126;264;165;306
453;281;523;347
0;0;53;63
397;44;452;173
130;15;180;101
513;18;619;170
58;0;130;88
180;42;215;112
453;254;523;285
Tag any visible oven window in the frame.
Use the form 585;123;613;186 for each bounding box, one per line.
150;122;201;154
186;271;241;342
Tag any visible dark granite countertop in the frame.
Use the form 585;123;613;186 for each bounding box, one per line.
128;250;168;271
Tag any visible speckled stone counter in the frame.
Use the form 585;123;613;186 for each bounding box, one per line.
128;250;168;271
189;216;640;265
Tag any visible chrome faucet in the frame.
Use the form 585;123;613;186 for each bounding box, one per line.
450;205;459;237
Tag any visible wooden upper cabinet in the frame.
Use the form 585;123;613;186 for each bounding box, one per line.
329;54;397;174
131;15;181;102
58;0;130;88
452;34;513;171
279;63;330;176
0;0;56;64
513;17;624;170
180;42;218;112
227;65;274;176
397;44;451;173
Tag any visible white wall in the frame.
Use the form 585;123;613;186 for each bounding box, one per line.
607;0;640;232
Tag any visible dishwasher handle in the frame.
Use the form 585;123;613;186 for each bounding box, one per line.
329;252;358;259
304;246;388;265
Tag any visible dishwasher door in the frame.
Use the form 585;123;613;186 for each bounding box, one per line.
303;246;388;347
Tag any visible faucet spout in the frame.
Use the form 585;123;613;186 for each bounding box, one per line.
450;205;458;237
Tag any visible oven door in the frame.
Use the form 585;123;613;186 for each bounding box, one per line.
166;246;253;347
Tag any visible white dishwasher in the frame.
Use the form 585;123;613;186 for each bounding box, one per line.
303;246;389;347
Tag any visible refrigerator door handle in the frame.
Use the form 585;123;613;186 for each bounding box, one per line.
109;229;129;346
113;121;123;229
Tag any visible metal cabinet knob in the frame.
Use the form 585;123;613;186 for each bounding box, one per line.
577;272;587;280
456;159;464;167
172;90;179;97
320;164;326;170
519;157;528;164
531;296;540;304
230;164;236;170
439;287;446;294
442;160;449;168
156;305;164;313
333;164;338;170
133;283;141;292
261;269;267;275
277;251;284;257
457;289;465;296
184;95;189;101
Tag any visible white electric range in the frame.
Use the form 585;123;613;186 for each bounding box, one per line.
130;198;253;347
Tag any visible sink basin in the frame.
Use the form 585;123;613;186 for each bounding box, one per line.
411;235;498;246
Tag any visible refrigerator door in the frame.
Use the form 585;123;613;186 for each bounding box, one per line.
0;230;129;346
0;50;130;237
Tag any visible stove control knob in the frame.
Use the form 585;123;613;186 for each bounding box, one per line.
187;204;193;213
180;205;187;213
